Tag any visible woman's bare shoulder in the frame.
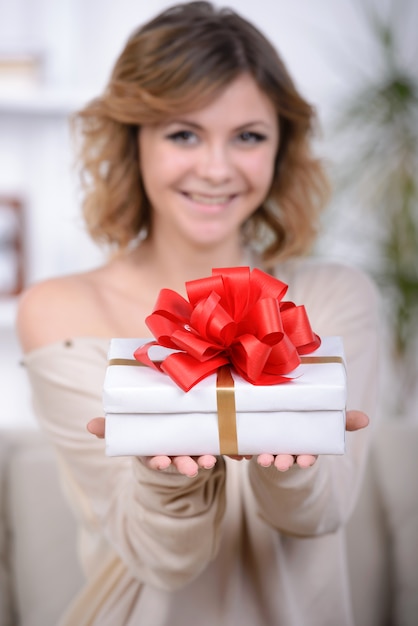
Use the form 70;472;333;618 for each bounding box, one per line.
16;269;107;352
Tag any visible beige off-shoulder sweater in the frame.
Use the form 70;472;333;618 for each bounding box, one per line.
23;260;379;626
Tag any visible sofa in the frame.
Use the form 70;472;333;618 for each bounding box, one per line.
0;420;417;626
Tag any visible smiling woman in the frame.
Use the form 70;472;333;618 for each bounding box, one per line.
73;1;328;264
15;3;379;626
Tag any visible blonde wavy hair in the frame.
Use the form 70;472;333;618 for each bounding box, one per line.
72;1;329;265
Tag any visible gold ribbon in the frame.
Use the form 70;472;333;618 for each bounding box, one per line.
108;355;344;367
216;366;239;455
109;358;161;367
300;356;345;365
109;355;344;456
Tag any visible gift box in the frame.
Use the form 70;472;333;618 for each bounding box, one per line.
103;336;347;457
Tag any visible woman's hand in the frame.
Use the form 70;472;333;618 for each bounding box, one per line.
87;418;217;477
143;454;217;477
256;409;370;471
87;410;369;476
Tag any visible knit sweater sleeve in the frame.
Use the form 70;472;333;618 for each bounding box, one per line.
23;338;226;592
248;261;380;536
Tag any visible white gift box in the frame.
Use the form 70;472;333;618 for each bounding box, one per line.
103;337;347;456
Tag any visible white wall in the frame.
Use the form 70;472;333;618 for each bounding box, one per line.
0;0;415;427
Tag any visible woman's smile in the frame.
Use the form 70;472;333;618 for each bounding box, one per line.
183;192;236;205
180;191;238;215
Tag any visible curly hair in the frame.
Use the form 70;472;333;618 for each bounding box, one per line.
72;1;330;265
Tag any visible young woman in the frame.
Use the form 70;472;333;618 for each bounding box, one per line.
17;3;378;625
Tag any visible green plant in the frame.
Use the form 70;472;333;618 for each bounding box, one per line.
322;1;418;415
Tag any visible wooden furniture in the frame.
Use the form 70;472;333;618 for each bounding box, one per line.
0;196;24;296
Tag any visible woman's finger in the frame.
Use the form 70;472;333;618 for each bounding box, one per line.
295;454;317;468
197;455;217;469
346;410;369;431
274;454;296;472
144;455;172;471
171;455;200;477
87;417;106;438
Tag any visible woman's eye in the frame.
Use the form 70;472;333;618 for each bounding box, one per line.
238;131;267;144
166;130;198;144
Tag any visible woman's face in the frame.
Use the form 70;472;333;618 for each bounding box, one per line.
138;73;279;250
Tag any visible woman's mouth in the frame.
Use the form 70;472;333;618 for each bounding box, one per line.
184;192;235;205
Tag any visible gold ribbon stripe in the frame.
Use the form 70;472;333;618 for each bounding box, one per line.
300;356;344;365
109;358;159;366
109;355;344;368
216;365;239;456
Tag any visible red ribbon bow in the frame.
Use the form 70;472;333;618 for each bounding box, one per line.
134;266;320;391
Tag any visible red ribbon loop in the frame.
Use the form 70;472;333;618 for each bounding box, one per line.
134;267;321;391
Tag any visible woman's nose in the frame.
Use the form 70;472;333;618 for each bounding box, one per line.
195;142;233;184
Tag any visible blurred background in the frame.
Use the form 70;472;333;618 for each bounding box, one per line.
0;0;417;428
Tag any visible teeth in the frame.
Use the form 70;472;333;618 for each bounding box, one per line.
188;193;231;204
